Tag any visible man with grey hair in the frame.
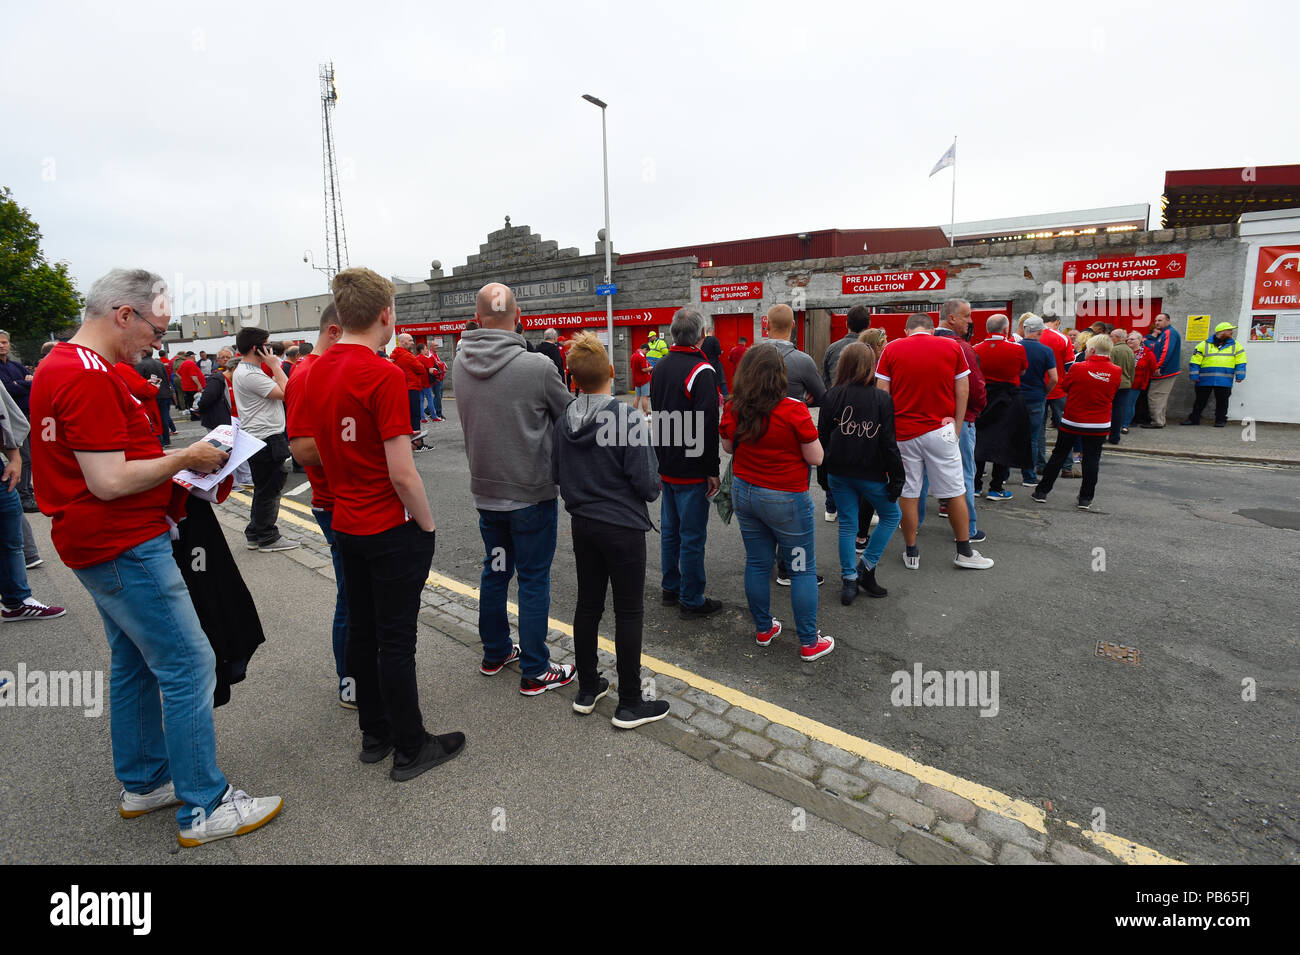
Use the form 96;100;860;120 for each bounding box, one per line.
649;306;721;617
928;299;987;540
536;326;565;381
30;268;282;846
1014;315;1058;485
456;283;577;695
972;314;1030;501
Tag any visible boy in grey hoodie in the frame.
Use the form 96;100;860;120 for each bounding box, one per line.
553;334;669;729
454;283;577;696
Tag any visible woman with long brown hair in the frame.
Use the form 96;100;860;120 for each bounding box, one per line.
817;343;903;605
719;345;833;662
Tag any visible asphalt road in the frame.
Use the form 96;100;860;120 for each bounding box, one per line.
0;425;902;865
392;400;1298;865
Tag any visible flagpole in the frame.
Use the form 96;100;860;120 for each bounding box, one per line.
949;135;957;248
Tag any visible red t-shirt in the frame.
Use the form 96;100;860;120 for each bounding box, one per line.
1041;327;1074;401
972;336;1028;385
115;361;162;434
630;350;651;386
30;343;172;568
719;397;818;493
284;352;333;511
728;344;749;366
177;359;205;392
306;344;413;535
874;334;970;441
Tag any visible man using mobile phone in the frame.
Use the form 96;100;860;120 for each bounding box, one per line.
233;329;297;552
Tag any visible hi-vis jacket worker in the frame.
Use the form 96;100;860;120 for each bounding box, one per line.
1184;321;1247;428
645;331;669;368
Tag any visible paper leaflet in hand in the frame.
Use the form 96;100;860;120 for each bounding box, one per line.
172;421;265;501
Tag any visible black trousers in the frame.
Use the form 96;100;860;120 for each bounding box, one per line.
17;435;33;505
1037;431;1105;502
572;517;646;708
245;431;289;545
974;461;1010;492
1189;385;1232;425
335;520;436;756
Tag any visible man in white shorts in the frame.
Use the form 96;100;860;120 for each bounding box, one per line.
875;313;993;570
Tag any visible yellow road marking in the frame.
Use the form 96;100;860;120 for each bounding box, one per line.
234;490;1184;864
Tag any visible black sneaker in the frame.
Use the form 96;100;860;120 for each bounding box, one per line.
359;734;394;764
572;677;611;715
520;663;576;696
1077;499;1093;510
679;597;723;619
1031;492;1048;503
390;731;466;782
611;699;671;729
480;644;521;675
661;590;679;606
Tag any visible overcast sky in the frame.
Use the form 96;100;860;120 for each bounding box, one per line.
4;0;1296;314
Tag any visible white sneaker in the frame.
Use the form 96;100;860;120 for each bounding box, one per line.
870;513;880;527
902;551;920;570
953;550;995;570
824;510;836;523
177;786;283;847
119;781;181;819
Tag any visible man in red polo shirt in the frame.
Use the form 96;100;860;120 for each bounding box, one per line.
176;351;205;412
285;304;351;709
972;315;1030;502
30;268;282;846
392;333;432;452
1032;334;1122;510
875;313;992;570
307;267;464;781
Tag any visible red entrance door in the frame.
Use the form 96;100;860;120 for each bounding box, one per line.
711;314;750;390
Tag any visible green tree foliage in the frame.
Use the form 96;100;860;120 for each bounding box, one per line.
0;186;82;362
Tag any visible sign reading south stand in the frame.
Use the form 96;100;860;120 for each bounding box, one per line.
1062;254;1187;284
700;282;763;302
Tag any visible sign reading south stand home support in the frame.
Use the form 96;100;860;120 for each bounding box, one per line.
700;282;763;302
1062;254;1187;284
842;270;946;295
520;306;678;331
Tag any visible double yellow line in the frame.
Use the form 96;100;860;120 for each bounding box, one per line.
232;490;1183;865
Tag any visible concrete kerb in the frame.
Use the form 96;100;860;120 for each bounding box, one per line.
213;498;1132;866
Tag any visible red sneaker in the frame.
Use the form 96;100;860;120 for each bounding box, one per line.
519;663;576;696
755;619;782;647
2;598;66;622
800;632;835;662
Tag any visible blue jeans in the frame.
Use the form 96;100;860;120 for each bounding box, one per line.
312;508;349;682
420;387;437;419
0;485;31;604
72;532;228;829
733;477;817;646
432;381;444;418
918;420;978;537
828;475;901;574
1111;388;1138;441
478;499;557;678
660;481;710;608
1023;398;1046;482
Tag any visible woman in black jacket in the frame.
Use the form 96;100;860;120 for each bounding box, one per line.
194;356;232;430
817;343;904;605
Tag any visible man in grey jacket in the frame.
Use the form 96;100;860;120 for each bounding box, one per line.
455;283;577;696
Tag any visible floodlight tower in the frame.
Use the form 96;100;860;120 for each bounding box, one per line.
319;61;349;283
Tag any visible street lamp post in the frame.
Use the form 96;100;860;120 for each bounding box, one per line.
582;94;614;355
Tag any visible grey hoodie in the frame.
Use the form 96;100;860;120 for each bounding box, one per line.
455;328;574;506
553;394;660;531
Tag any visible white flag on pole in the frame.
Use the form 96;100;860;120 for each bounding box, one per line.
929;142;956;177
